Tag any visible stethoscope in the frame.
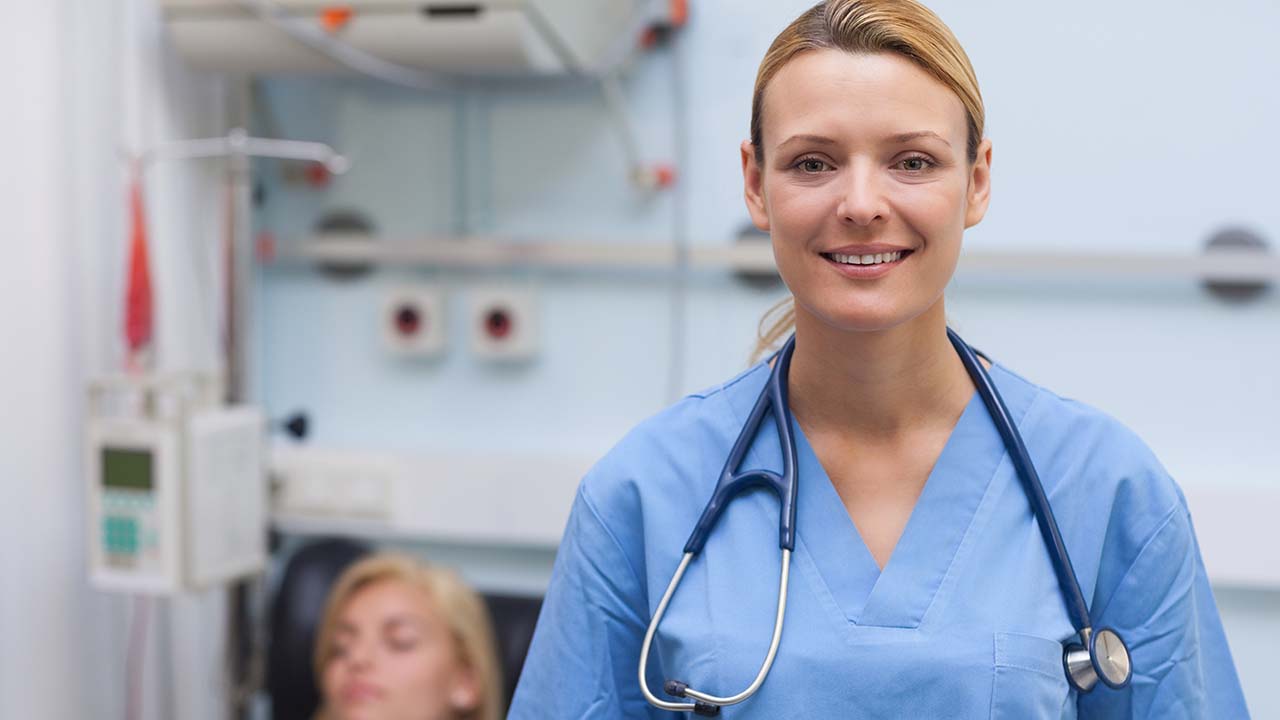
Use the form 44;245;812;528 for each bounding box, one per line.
638;329;1133;716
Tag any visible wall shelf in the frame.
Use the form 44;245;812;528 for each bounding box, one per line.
273;235;1280;283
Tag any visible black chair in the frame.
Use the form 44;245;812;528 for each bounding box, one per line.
267;537;373;720
482;592;544;712
266;537;544;719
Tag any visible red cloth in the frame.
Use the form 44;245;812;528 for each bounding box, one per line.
124;173;153;354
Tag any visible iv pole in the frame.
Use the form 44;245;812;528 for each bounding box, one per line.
130;127;347;719
131;128;347;402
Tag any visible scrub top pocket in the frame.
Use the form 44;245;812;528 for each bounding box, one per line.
990;632;1073;720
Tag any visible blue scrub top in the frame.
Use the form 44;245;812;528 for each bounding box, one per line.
510;359;1250;718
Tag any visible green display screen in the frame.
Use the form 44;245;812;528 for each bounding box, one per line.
102;448;154;491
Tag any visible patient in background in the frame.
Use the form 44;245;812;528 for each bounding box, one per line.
313;553;503;720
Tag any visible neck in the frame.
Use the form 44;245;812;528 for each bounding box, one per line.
787;299;974;442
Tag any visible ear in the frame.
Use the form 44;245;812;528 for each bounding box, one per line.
449;666;481;712
741;139;771;232
963;137;993;229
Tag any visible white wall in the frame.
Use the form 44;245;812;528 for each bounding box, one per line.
0;3;83;718
0;1;232;718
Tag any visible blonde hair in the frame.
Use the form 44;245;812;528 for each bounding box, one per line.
312;553;504;720
748;0;985;361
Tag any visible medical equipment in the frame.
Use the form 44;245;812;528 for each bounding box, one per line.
639;329;1133;716
469;286;539;361
161;0;665;77
87;373;266;594
385;285;448;358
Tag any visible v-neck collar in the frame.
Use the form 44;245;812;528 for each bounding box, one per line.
797;381;1007;628
724;360;1035;630
721;358;1039;627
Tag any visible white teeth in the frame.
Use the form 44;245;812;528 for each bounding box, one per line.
828;251;904;266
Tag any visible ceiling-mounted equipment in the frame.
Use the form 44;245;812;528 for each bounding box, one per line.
161;0;664;78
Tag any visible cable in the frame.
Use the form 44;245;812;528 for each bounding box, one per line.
599;72;646;182
124;595;151;720
233;0;450;92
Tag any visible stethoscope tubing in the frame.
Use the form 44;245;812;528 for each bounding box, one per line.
640;329;1116;713
682;335;799;555
639;550;793;714
946;328;1094;634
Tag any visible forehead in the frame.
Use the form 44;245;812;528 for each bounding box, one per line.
761;49;967;148
339;578;434;624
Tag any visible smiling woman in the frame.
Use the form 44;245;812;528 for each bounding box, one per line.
745;2;989;358
746;45;986;326
508;2;1250;718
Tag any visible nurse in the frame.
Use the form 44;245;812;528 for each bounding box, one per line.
510;0;1250;717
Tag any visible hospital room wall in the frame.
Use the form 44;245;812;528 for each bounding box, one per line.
0;3;83;717
253;0;1279;715
1;1;235;719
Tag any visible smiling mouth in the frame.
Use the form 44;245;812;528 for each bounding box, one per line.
821;249;915;266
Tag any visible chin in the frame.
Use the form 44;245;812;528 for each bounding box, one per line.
800;296;927;335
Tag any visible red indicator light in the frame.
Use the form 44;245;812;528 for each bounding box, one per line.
395;305;422;336
485;308;512;339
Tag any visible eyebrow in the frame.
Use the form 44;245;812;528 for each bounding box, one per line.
333;615;423;640
888;130;951;147
775;130;952;151
381;615;427;633
775;134;839;151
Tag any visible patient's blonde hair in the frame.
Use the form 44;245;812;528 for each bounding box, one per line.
748;0;985;361
313;552;503;720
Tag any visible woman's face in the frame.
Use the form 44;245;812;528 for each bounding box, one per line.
321;579;478;720
743;49;991;333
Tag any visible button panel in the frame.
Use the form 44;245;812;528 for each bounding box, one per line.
100;489;160;569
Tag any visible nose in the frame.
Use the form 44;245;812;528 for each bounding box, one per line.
836;161;889;227
344;640;375;671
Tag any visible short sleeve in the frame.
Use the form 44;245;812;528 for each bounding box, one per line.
508;486;675;719
1078;500;1250;719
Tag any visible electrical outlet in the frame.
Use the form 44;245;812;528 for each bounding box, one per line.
384;285;447;358
469;286;538;361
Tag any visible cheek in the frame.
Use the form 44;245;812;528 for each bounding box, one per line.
382;645;461;704
766;181;835;235
901;177;970;236
321;662;345;701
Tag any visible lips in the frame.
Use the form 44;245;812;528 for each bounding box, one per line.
818;246;914;279
822;243;914;256
341;681;385;703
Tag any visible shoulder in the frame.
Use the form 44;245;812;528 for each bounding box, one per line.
576;362;771;530
990;362;1188;532
991;361;1171;485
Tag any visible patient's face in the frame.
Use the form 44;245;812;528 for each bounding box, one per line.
321;579;478;720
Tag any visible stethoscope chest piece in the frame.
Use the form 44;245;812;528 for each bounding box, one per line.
1064;627;1132;692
